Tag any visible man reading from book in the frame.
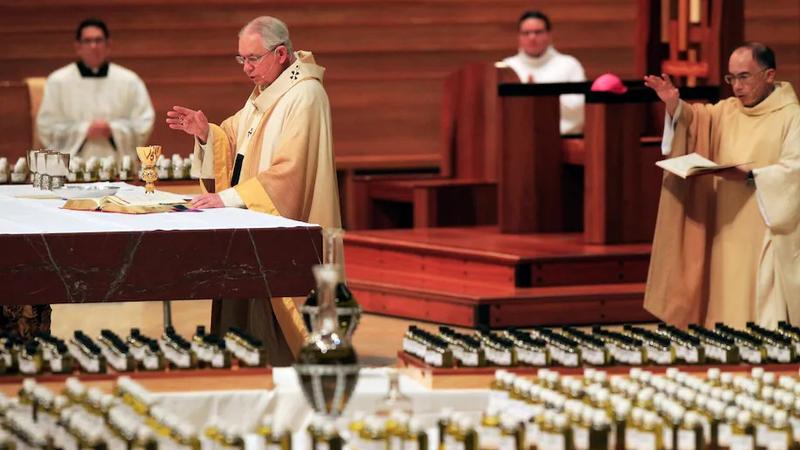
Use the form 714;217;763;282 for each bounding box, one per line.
166;17;340;365
643;43;799;329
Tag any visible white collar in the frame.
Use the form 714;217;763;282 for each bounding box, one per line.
514;46;557;68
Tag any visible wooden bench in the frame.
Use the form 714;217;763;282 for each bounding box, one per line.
349;78;716;242
350;177;497;229
350;76;592;231
499;84;719;244
346;63;508;229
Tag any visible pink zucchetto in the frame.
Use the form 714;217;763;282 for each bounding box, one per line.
591;73;628;94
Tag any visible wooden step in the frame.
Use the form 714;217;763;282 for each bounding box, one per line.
344;227;651;288
344;227;654;328
350;279;654;328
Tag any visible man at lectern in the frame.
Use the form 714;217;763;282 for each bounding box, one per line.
167;16;340;365
644;43;800;329
500;10;586;135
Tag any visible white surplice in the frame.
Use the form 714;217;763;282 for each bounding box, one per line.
37;62;154;160
502;46;587;135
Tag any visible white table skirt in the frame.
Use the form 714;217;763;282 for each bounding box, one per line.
150;367;488;450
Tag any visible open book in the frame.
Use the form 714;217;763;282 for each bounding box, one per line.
63;189;192;214
656;153;748;179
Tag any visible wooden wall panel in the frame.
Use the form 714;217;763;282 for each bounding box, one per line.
0;0;794;173
0;0;639;167
0;47;638;82
0;82;33;162
0;23;636;85
744;0;800;90
145;78;444;162
0;1;636;31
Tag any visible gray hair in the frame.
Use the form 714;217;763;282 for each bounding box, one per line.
240;16;295;56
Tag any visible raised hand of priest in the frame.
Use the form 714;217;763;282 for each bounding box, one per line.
87;119;111;139
191;193;224;209
644;73;679;116
167;106;210;143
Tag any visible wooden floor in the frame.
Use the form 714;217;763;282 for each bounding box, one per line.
51;300;418;367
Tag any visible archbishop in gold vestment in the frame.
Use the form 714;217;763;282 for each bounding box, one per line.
192;51;340;365
644;82;800;329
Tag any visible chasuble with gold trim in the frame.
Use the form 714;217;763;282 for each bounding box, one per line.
192;51;340;365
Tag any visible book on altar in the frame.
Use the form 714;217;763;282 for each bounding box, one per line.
63;189;192;214
655;153;749;179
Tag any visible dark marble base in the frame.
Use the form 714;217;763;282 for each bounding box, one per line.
3;226;322;305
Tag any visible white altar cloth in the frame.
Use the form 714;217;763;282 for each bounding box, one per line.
0;183;314;235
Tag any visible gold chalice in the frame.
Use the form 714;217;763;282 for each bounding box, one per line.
136;145;162;194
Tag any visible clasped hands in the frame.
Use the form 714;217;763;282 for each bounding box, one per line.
86;119;111;139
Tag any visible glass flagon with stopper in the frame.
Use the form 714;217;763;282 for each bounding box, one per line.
302;228;361;341
294;264;360;418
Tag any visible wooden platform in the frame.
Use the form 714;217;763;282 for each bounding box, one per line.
344;227;657;328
